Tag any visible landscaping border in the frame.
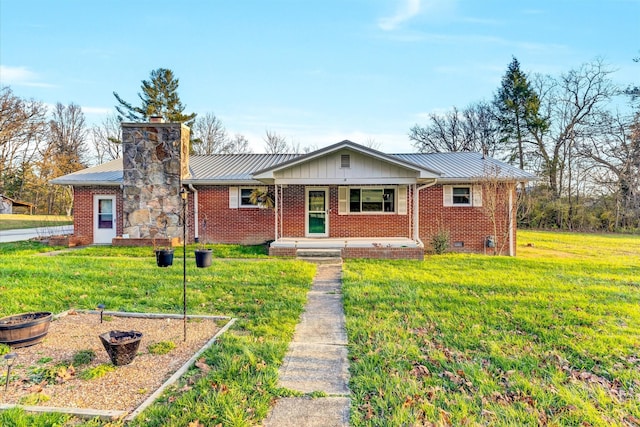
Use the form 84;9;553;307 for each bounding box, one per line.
0;310;236;422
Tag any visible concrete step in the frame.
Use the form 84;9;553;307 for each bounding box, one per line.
296;249;342;258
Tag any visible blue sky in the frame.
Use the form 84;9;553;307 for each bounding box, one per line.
1;0;638;154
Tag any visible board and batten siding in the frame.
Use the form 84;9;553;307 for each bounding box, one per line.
273;150;419;184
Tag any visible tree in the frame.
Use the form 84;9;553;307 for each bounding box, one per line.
0;87;48;195
578;110;640;229
91;114;121;164
409;102;502;154
39;103;89;214
263;130;289;154
192;113;228;155
493;57;548;169
113;68;196;125
530;60;616;199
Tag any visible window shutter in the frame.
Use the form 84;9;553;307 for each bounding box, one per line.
338;186;348;214
397;186;407;215
472;185;483;207
229;187;239;209
443;185;453;207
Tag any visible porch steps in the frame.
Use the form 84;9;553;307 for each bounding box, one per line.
296;248;343;264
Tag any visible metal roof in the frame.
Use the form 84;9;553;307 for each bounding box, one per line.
392;152;536;182
50;158;123;186
50;149;535;186
187;153;301;184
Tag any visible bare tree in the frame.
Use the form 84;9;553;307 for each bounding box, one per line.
191;113;229;155
529;60;617;199
38;103;89;214
91;113;121;164
263;129;289;154
578;110;640;229
0;87;48;194
410;102;502;155
226;133;252;154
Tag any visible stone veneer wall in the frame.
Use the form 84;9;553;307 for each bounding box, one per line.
121;122;190;240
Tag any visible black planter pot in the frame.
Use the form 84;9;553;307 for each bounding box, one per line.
0;312;53;348
155;249;174;267
99;330;143;366
195;249;213;268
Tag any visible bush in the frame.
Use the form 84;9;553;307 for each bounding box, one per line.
430;229;450;254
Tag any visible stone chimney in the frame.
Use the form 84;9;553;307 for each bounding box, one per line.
121;121;190;240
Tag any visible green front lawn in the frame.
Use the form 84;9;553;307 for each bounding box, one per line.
0;214;73;231
344;230;640;426
0;242;315;426
1;231;639;426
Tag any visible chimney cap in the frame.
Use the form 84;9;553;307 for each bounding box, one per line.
149;115;165;123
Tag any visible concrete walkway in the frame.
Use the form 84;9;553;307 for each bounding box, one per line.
263;263;350;427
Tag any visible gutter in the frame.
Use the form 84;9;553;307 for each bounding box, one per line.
188;184;199;241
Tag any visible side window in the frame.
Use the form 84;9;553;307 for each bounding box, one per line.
452;187;471;205
240;188;256;207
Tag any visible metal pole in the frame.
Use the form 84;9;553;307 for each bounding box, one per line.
181;189;187;342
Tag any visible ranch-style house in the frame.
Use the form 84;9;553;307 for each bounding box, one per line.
51;120;535;260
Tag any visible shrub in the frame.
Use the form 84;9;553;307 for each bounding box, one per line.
430;229;450;254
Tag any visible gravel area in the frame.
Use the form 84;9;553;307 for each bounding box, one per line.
1;311;224;412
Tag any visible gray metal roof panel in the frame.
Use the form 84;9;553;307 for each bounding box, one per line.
49;159;123;185
391;152;536;181
50;151;535;186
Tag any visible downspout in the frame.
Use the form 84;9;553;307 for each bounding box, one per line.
188;184;199;241
414;179;437;247
508;184;515;256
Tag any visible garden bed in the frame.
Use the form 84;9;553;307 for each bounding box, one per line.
1;311;231;418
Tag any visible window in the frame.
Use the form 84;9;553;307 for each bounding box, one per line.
229;186;271;208
348;188;395;213
452;187;471;205
240;188;256;207
443;185;482;207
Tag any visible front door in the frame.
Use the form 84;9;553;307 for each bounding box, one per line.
306;188;328;237
93;195;116;244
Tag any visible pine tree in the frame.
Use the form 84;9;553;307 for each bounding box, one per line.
113;68;196;125
493;57;547;169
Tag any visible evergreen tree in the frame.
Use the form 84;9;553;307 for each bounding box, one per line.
493;57;547;169
113;68;196;125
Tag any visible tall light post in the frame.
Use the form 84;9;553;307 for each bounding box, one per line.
180;187;188;342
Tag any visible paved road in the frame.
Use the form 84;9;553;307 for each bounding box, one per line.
0;225;74;243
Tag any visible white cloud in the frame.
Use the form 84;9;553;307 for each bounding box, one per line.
0;65;54;87
378;0;422;31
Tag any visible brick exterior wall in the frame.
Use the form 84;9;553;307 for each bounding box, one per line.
73;182;515;256
418;184;515;255
195;186;275;245
73;186;123;244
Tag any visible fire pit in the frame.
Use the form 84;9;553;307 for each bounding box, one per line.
0;312;53;348
99;330;143;366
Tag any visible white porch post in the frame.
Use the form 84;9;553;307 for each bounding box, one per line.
413;183;419;241
274;183;279;241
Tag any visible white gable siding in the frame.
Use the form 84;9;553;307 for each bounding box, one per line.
273;150;419;184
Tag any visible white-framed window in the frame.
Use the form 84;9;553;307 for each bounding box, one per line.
338;186;407;215
240;187;258;207
229;187;265;208
443;185;482;207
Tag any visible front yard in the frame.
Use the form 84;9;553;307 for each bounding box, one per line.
0;231;639;426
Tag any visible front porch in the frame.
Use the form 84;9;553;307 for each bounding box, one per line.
269;237;425;260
